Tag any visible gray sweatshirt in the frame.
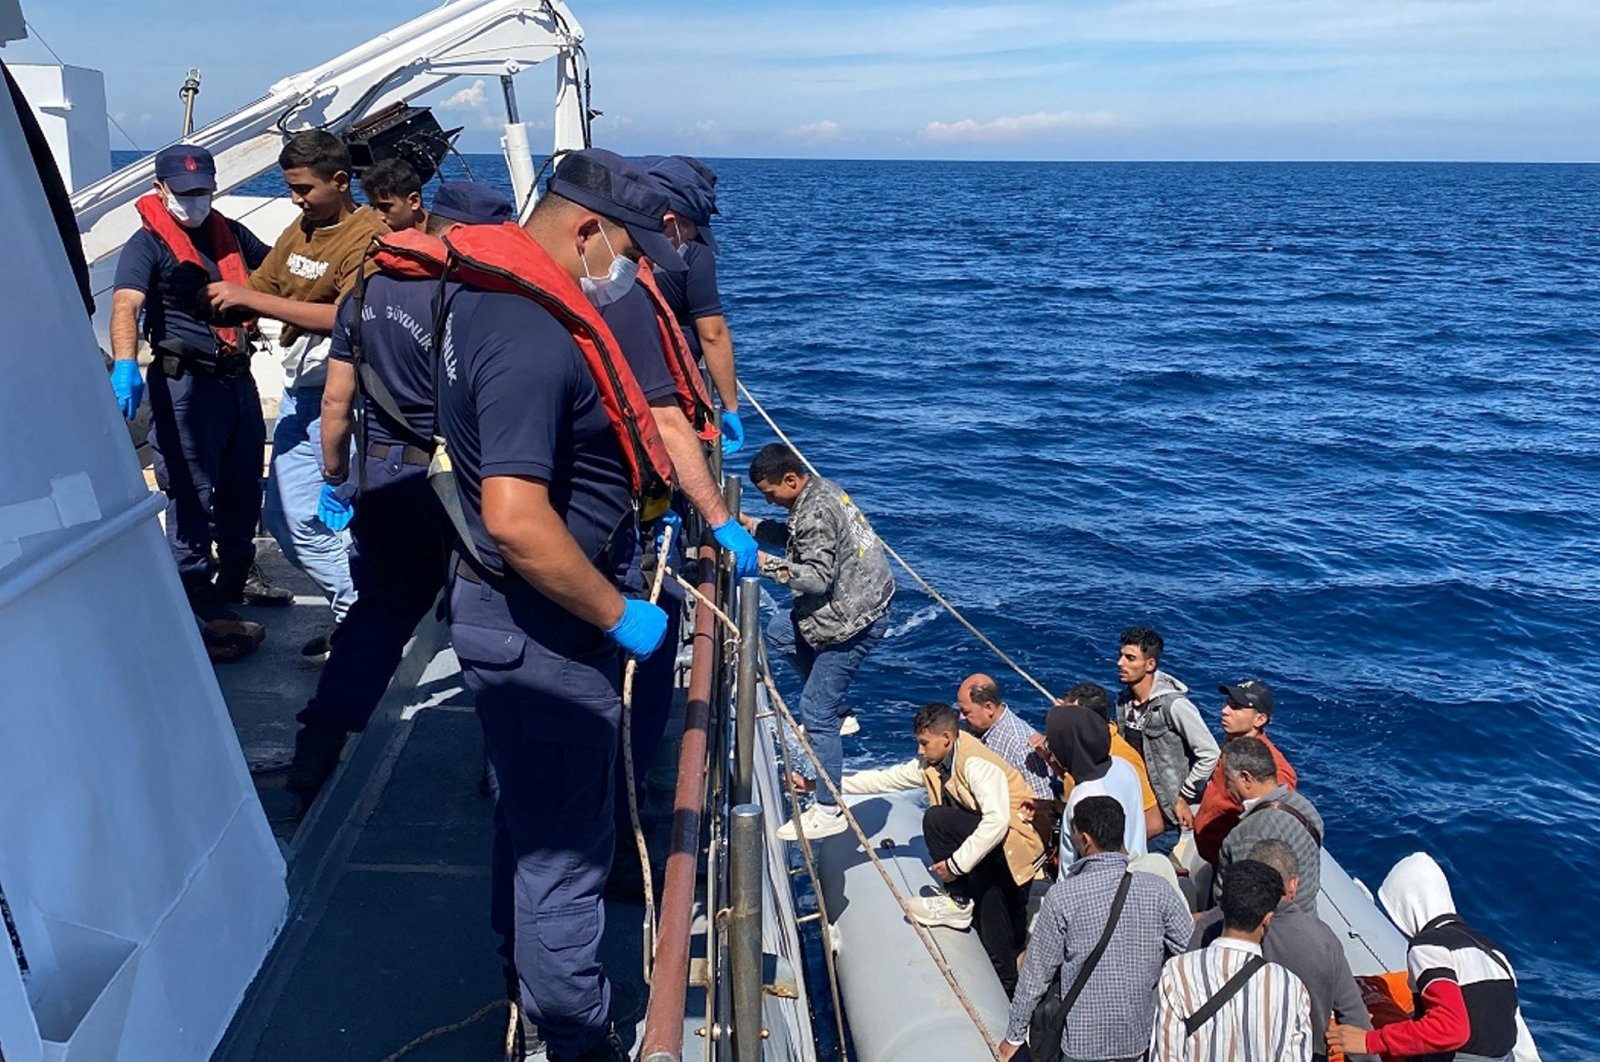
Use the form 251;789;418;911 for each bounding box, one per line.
1116;671;1220;827
754;475;894;647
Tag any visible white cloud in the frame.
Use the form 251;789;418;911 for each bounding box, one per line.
441;78;487;111
785;119;843;144
918;110;1117;143
677;119;730;146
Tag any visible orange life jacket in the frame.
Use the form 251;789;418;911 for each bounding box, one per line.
365;225;674;519
637;260;719;441
134;193;254;355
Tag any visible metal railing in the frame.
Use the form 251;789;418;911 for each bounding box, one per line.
640;542;722;1062
640;476;841;1062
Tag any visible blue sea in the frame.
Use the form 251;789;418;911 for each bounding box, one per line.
221;153;1600;1054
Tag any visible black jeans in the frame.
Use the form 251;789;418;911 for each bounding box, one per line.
923;802;1027;996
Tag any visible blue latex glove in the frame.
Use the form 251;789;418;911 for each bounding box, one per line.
607;598;668;658
712;519;760;581
720;409;745;455
653;509;682;552
110;359;143;421
317;482;356;531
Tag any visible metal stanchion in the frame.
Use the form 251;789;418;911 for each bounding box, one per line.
733;576;760;807
728;803;765;1062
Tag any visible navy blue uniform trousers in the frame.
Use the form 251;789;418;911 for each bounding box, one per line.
300;448;450;732
145;362;264;590
450;569;621;1060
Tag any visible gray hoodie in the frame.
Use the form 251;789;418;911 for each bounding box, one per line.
755;475;894;647
1116;671;1219;827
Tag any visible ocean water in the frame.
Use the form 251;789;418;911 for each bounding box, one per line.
221;154;1599;1053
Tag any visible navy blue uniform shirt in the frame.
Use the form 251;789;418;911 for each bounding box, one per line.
329;275;439;448
113;221;271;354
599;284;678;404
651;240;722;361
435;288;634;582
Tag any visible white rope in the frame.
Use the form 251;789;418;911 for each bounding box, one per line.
624;524;674;983
737;381;1057;705
380;1000;505;1061
669;564;1004;1061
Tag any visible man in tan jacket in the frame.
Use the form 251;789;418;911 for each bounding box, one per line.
834;701;1044;996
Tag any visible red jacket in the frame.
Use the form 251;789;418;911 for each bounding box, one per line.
1193;731;1298;865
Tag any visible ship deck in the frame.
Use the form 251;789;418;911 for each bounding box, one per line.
207;543;686;1061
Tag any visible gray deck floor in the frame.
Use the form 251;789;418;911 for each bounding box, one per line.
210;543;674;1061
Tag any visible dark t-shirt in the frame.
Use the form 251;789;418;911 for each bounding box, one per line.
329;275;438;448
435;288;634;581
651;239;722;361
113;220;271;354
598;284;677;404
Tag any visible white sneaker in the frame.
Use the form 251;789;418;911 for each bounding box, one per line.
911;893;974;931
839;714;861;737
776;804;848;842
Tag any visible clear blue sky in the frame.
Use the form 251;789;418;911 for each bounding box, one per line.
6;0;1597;162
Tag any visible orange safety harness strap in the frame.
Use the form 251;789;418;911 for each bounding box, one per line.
637;259;719;441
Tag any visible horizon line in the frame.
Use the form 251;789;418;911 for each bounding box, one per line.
105;149;1600;167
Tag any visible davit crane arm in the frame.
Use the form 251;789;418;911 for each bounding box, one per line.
70;0;591;267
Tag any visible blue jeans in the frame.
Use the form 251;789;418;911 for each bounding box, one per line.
767;609;889;806
263;385;356;620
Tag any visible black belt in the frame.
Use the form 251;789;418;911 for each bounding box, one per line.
366;441;432;466
155;339;250;379
454;557;487;585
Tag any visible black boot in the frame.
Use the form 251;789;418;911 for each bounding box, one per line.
184;576;242;623
220;562;294;607
285;720;351;805
299;621;342;661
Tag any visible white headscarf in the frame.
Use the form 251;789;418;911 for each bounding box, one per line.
1378;851;1456;939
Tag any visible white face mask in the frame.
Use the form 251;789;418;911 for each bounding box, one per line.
578;224;639;308
165;190;212;229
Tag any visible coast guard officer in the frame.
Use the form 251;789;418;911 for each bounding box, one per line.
435;151;682;1062
277;181;516;808
110;144;293;627
642;155;746;453
595;183;761;892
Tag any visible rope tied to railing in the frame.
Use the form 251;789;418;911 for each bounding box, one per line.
737;381;1057;706
670;569;1006;1062
623;523;675;983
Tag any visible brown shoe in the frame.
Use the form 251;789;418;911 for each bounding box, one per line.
200;617;266;663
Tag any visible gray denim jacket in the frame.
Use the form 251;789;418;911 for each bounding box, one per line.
755;475;894;647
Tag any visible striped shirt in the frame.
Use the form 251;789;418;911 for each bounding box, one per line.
977;706;1056;799
1149;937;1312;1062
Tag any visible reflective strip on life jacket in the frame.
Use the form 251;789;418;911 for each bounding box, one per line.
134;194;254;355
637;260;719;442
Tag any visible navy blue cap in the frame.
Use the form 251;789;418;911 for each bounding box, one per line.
155;144;216;194
430;180;515;225
674;155;719;193
642;155;719;253
546;149;686;271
